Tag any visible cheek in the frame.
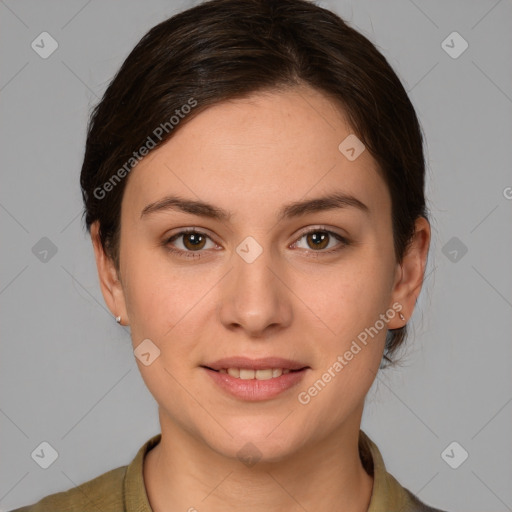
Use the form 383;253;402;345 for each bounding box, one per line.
299;255;394;343
293;264;390;418
121;244;221;349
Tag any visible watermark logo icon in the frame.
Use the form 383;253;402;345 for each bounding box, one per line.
236;236;263;264
32;237;58;263
442;236;468;263
134;338;161;366
237;442;262;467
31;441;59;469
31;32;59;59
338;134;365;161
441;32;468;59
441;441;468;469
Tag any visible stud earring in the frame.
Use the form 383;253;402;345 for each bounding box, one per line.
115;315;121;324
398;312;405;321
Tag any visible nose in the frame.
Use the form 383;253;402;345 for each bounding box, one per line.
217;240;293;338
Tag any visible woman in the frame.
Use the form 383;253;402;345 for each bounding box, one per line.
11;0;447;510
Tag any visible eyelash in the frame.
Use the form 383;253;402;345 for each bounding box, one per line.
163;226;350;260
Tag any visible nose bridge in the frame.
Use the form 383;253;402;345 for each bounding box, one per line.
219;234;291;334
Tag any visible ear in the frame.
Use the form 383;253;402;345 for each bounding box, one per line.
387;216;431;328
90;221;129;325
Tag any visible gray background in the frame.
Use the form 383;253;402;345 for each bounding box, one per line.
1;1;511;510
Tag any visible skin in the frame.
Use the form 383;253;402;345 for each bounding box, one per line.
91;84;430;512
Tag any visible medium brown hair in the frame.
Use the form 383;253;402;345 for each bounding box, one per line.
80;0;429;365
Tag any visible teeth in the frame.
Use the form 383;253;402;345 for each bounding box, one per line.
219;368;292;379
255;369;273;380
240;368;255;380
227;368;239;378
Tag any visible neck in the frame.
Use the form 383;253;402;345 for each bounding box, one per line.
144;408;373;512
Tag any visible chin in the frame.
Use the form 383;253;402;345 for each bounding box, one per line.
208;426;304;465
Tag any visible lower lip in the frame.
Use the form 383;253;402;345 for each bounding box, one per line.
202;367;308;401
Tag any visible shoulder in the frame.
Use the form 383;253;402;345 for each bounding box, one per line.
9;433;161;512
359;430;450;512
8;465;127;512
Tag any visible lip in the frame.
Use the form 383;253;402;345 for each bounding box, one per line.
202;366;309;401
203;356;308;371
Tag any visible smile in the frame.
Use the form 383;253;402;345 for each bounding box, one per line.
214;367;299;379
202;366;309;401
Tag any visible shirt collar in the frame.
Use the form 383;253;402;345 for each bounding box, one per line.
359;429;412;510
124;433;160;511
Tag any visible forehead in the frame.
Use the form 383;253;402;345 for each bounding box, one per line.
122;85;391;222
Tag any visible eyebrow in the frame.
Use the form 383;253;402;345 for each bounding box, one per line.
140;191;370;222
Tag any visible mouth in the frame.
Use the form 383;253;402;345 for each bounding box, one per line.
200;356;310;400
201;366;308;380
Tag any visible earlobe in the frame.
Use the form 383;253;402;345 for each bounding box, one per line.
90;221;129;325
387;217;431;329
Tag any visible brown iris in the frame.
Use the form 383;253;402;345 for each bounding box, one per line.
182;232;207;251
306;231;329;250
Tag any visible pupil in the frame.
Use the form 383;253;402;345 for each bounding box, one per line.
313;232;325;244
309;231;328;250
188;234;202;245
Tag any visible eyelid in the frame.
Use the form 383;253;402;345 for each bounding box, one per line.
294;224;348;241
165;226;217;241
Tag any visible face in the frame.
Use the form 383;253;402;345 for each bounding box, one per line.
93;85;429;463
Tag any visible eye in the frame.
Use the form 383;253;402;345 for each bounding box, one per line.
163;226;350;260
164;228;217;259
291;227;349;255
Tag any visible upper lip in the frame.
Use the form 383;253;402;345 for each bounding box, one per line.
203;356;309;371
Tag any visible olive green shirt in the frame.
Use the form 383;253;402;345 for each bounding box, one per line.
11;430;447;512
